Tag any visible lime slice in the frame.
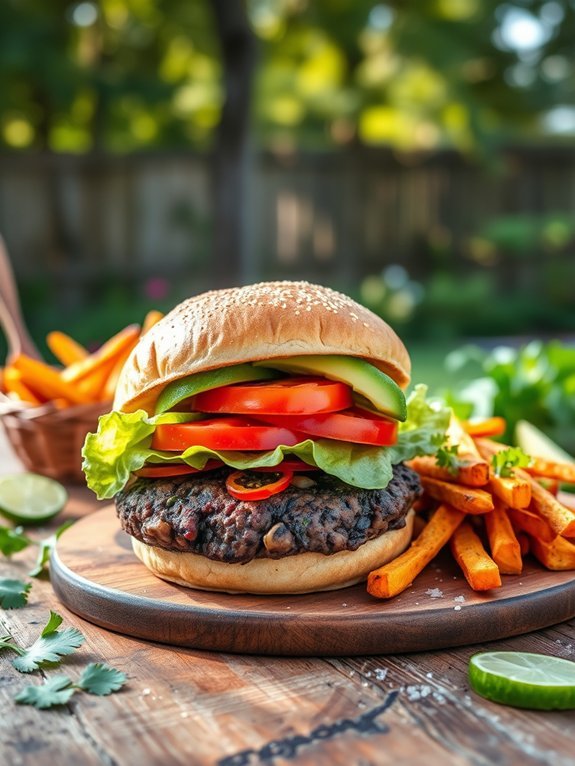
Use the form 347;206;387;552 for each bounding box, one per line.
515;420;574;464
469;651;575;710
0;473;68;525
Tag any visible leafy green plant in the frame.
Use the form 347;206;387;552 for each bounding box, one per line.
444;340;575;452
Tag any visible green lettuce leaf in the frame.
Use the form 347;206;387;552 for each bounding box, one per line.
82;384;450;499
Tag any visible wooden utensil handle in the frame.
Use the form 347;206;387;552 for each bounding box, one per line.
0;234;41;361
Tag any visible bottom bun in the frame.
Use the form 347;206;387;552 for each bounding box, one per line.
131;509;414;594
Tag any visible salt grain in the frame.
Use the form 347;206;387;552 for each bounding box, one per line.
425;588;444;598
406;684;432;701
374;668;388;681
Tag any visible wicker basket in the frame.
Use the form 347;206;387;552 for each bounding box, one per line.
0;400;110;484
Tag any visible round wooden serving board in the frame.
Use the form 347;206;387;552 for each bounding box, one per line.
51;506;575;656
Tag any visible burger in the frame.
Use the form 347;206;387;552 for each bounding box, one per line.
83;281;449;594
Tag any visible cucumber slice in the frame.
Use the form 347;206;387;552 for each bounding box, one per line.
255;355;406;422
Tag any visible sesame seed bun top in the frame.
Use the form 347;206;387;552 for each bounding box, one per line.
114;281;411;414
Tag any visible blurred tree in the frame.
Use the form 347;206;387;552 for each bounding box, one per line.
212;1;256;285
1;0;573;153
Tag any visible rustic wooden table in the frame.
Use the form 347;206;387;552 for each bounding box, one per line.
1;429;574;766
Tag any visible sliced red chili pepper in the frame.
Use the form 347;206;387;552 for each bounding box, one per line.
225;469;293;501
134;460;223;479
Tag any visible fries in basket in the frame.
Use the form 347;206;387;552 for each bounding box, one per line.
1;311;163;408
368;416;575;599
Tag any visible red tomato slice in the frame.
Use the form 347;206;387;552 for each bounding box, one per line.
255;408;398;446
226;470;293;501
193;377;352;415
134;460;223;478
151;417;305;452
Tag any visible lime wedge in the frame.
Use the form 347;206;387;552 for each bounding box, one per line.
469;651;575;710
515;420;575;464
0;473;68;525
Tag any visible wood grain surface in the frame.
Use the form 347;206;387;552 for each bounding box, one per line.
51;505;575;656
1;431;575;766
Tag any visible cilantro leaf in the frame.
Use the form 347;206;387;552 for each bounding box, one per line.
77;663;127;696
491;447;531;478
15;675;75;709
436;445;463;476
0;578;32;609
29;520;75;578
0;634;19;652
41;610;64;636
12;611;85;673
0;525;33;557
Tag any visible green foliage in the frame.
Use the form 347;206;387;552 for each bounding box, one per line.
444;340;575;452
1;1;573;152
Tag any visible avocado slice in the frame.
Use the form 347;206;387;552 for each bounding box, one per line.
254;355;406;422
155;364;279;414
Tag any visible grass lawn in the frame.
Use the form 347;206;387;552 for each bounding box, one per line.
408;339;466;393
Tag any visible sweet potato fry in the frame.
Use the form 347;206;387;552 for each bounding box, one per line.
536;477;559;496
529;534;575;571
523;475;575;538
101;339;139;401
507;506;556;543
2;367;42;405
11;354;85;405
46;331;88;366
407;455;489;487
516;532;530;557
61;324;140;384
488;473;531;509
367;504;465;598
76;359;119;401
524;458;575;485
484;500;523;574
450;520;502;591
475;437;533;509
420;476;494;515
447;416;485;459
462;417;506;439
142;310;164;334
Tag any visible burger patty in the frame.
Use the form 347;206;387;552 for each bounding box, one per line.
116;465;421;565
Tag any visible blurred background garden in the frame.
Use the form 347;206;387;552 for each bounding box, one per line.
1;0;575;437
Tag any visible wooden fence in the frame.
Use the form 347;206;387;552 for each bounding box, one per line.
0;147;573;299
